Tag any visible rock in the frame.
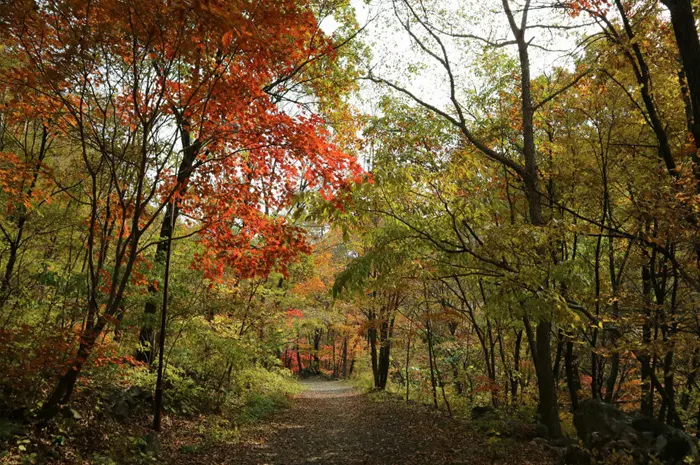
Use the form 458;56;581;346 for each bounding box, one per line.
111;399;131;421
535;422;549;439
621;432;639;445
126;386;153;404
659;429;698;465
611;439;634;451
654;434;668;454
551;437;578;448
144;431;160;456
299;367;320;379
630;448;647;465
126;386;143;398
564;444;592;465
0;419;25;440
574;399;636;443
471;405;495;420
59;406;82;420
503;418;537;439
632;417;668;436
43;446;60;459
542;443;566;457
589;431;603;446
5;407;29;421
574;401;699;465
640;431;655;444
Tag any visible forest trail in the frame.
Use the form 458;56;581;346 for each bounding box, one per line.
181;379;553;465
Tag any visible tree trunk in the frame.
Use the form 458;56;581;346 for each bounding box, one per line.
153;204;174;432
312;328;322;372
376;315;393;390
405;321;412;401
136;130;200;364
513;329;522;404
662;0;700;166
368;314;379;388
41;302;107;418
342;337;348;378
427;318;439;409
504;0;562;436
641;266;654;417
564;338;580;411
535;320;561;438
295;341;303;374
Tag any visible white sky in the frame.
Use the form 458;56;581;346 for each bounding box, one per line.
322;0;590;119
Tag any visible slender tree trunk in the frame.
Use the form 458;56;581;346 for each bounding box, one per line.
405;321;412;401
368;312;379;388
565;338;579;411
681;347;699;411
312;328;322;372
426;318;439;409
640;265;654;417
342;337;348;378
377;315;393;390
295;340;303;374
662;350;680;427
153;208;174;431
136;131;200;364
513;329;522;404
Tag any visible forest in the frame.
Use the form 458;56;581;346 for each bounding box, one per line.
1;0;700;464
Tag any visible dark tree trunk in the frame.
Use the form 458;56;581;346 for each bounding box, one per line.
376;315;394;390
295;340;303;374
405;322;412;401
535;320;561;438
524;315;561;438
612;0;677;176
662;350;680;427
41;301;107;418
136;131;200;364
342;337;348;378
426;318;439;409
604;343;620;403
641;266;654;417
681;347;699;411
662;0;700;167
153;206;174;432
565;338;580;411
513;329;522;404
368;313;379;387
312;328;322;372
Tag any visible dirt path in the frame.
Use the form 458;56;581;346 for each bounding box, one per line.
174;380;554;465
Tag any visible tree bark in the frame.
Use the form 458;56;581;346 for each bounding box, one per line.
564;338;580;411
640;265;654;417
136;129;200;364
503;0;562;437
662;0;700;166
153;199;174;432
426;318;439;409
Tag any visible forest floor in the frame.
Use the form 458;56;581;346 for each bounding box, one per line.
163;379;557;465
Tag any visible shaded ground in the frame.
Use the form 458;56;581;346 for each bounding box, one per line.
167;379;555;465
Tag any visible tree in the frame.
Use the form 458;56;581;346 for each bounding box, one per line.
0;0;360;418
